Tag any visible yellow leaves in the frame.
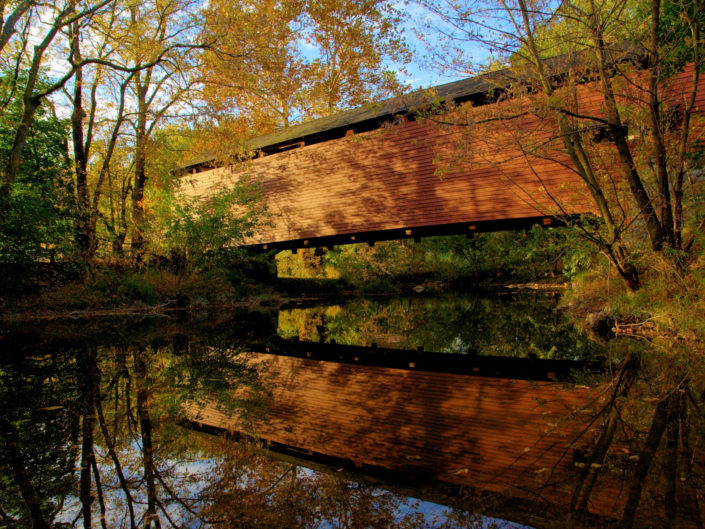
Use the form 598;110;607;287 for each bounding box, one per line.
546;93;565;110
200;0;409;130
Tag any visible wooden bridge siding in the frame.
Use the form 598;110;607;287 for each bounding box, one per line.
180;65;705;246
648;64;705;109
183;119;591;244
185;353;627;517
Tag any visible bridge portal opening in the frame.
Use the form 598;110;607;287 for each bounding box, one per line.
274;223;585;284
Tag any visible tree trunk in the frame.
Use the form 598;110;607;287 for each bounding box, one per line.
133;348;161;529
517;1;643;290
78;346;98;529
131;69;149;263
1;5;73;199
589;11;666;251
679;394;704;528
96;387;137;529
70;23;94;272
0;417;51;529
609;243;641;291
647;0;675;248
0;96;39;199
664;393;680;526
621;394;673;529
572;354;639;513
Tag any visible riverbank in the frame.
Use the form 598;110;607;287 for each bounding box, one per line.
562;265;705;347
0;228;589;320
3;258;703;353
1;272;573;324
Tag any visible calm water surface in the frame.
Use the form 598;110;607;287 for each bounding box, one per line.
0;291;702;528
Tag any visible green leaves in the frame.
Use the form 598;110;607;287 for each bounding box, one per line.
149;177;267;268
0;73;73;267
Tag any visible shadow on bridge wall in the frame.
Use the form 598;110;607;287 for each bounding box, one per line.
182;115;593;249
255;118;584;242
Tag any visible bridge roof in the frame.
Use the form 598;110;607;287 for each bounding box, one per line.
182;42;642;171
244;70;511;148
181;71;511;170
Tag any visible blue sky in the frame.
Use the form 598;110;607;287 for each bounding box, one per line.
393;2;493;90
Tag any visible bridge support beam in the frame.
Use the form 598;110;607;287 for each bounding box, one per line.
249;215;586;254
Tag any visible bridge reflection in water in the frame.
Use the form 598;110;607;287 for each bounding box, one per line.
184;346;627;523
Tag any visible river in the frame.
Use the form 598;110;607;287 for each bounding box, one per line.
0;290;701;528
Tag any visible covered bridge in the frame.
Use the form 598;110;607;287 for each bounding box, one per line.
179;53;703;252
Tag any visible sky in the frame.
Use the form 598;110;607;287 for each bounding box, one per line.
394;2;493;90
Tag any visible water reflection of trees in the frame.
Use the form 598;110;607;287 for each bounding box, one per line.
196;437;437;529
564;348;705;529
277;293;603;360
0;341;444;528
0;331;703;528
0;340;261;528
0;348;79;528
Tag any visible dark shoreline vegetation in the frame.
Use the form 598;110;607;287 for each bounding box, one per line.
2;226;704;347
1;228;582;326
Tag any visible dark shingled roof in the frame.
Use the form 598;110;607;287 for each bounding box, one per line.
180;69;519;170
245;69;516;149
181;42;643;171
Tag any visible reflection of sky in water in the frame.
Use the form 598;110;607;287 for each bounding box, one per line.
52;440;532;528
289;467;533;529
397;500;532;529
54;442;217;527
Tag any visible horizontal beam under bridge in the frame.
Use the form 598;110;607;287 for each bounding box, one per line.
263;338;605;381
249;214;584;253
